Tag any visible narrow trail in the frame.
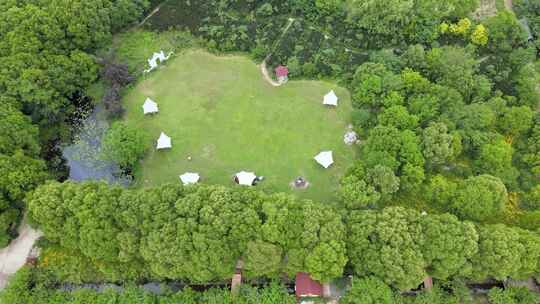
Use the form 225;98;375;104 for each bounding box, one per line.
504;0;513;11
260;60;281;86
137;1;167;27
0;222;42;290
259;18;295;87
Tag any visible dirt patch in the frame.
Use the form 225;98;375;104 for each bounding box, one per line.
504;0;513;11
260;59;282;87
473;0;498;20
0;223;42;290
201;144;216;158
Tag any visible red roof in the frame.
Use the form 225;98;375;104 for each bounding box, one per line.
295;272;322;298
275;65;289;77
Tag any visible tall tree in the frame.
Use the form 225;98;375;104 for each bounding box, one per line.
347;207;426;290
451;175;508;222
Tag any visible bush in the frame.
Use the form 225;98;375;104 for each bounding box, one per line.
0;197;19;248
101;122;148;171
102;87;124;119
341;276;394;304
102;60;134;87
487;287;539;304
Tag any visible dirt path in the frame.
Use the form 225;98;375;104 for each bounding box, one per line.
137;1;166;27
259;18;296;87
260;60;281;87
0;223;42;290
504;0;513;11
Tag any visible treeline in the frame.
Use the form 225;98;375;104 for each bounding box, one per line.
27;182;540;291
0;0;150;247
340;20;539;229
0;267;296;304
2;267;539;304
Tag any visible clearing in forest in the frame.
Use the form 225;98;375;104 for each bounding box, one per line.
123;50;355;201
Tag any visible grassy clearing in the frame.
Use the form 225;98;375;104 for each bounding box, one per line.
113;30;201;73
122;50;355;201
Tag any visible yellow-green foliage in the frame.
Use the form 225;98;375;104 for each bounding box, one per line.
439;22;450;34
449;18;472;36
471;24;489;46
441;19;489;45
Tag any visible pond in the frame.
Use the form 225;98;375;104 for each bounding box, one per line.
62;105;130;186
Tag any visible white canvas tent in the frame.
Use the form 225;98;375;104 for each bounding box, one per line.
179;172;200;185
144;50;173;73
235;171;257;186
156;132;172;150
142;98;159;114
314;151;334;168
323;90;338;106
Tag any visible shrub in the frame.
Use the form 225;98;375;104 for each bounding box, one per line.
488;287;539;304
101;122;148;171
341;276;394;304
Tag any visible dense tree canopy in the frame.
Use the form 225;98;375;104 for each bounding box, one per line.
28;182;347;283
2;0;540;299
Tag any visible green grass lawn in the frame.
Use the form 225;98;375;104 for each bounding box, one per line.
123;50;355;201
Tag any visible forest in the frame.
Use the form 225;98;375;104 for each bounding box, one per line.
0;0;540;303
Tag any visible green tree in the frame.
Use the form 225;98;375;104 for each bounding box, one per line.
422;122;455;167
367;165;400;197
475;139;519;188
497;105;534;137
420;213;478;279
424;175;458;212
488;287;539;304
243;241;283;278
347;207;426;290
352;63;402;109
523;123;540;175
0;151;49;203
378;105;419;130
0;197;19;248
451;175;507;222
0;106;40;157
338;175;381;209
425;46;489;102
101;122;148;170
340;276;395;304
471;225;526;281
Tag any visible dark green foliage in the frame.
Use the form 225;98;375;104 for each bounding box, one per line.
421;122;456;168
340;276;394;304
0;197;19;248
0;106;40;157
475;140;519;188
488;287;539;304
346;207;426;291
420;214;478;279
398;284;470;304
471;224;540;281
451;175;507;222
28;182;346;283
243;241;283;279
0;266;296;304
101;122;149;170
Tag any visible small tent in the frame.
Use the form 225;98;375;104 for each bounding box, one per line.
235;171;257;186
144;50;173;73
156;132;172;150
179;172;200;185
142;98;159;114
323;90;338;106
314;151;333;168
